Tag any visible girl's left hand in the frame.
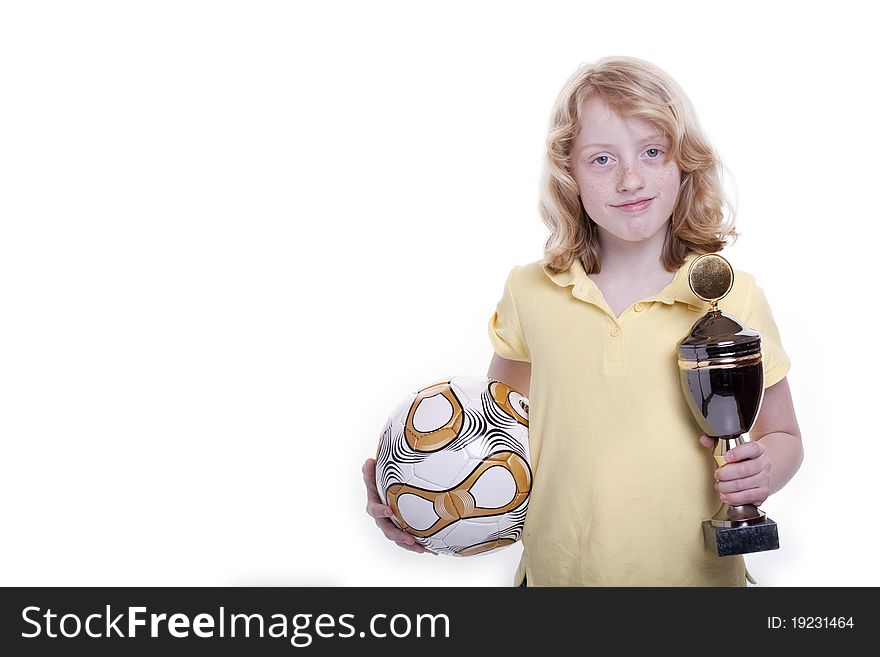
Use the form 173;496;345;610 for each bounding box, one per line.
699;435;771;507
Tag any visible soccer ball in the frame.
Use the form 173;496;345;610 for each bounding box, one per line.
375;375;531;556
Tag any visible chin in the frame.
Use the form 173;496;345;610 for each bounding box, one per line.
619;229;663;242
593;216;671;245
622;220;669;242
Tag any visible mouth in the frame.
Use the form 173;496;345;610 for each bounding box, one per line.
612;197;655;213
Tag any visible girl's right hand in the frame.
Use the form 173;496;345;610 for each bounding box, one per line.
362;458;436;555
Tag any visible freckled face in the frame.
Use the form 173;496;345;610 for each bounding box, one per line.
571;96;681;244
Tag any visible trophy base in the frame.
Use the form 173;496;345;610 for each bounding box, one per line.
702;518;779;557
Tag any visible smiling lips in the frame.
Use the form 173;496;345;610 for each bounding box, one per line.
612;197;655;213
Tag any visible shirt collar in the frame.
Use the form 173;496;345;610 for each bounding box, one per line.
542;253;708;311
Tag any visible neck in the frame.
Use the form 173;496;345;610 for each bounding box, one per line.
594;226;670;279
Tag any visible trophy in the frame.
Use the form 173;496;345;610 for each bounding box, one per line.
677;254;779;556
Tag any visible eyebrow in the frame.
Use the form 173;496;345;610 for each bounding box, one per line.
578;135;668;153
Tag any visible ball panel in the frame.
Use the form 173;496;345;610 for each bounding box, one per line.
489;381;529;427
411;393;454;433
412;449;472;490
468;464;517;509
403;382;464;452
449;374;492;403
396;492;440;532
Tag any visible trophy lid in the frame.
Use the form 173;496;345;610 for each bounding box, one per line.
678;311;761;361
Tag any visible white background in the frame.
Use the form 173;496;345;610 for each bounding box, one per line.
1;1;877;587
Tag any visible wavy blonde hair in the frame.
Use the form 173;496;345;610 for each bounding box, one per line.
540;56;737;274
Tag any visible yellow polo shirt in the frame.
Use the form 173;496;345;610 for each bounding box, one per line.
488;253;790;586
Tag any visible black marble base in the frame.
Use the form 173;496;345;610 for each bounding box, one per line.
702;518;779;557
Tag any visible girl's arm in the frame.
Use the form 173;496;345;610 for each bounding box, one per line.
487;353;531;397
749;377;803;495
706;377;803;505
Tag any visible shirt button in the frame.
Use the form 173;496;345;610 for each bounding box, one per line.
610;327;620;337
634;303;644;312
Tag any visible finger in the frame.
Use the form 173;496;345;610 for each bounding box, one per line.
723;441;764;463
719;486;769;507
362;460;381;502
699;435;715;449
715;458;768;482
395;541;432;554
375;517;416;544
397;540;439;555
715;471;768;494
366;501;394;519
364;487;382;509
362;459;377;487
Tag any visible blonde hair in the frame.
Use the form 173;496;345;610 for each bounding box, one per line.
540;56;737;274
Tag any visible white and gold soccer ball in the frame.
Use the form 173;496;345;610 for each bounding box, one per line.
375;375;531;556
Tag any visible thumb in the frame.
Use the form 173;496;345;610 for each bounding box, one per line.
698;434;715;449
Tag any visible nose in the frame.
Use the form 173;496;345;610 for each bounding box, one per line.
617;162;645;193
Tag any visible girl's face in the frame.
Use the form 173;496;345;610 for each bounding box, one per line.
571;96;681;247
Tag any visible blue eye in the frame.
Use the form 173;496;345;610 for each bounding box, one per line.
592;155;610;165
645;148;661;158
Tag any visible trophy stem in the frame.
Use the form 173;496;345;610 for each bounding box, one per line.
712;434;746;468
710;434;766;528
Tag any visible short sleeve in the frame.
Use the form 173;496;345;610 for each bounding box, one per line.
744;278;791;388
488;266;531;363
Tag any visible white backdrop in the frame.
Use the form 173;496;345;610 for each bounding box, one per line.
1;0;877;586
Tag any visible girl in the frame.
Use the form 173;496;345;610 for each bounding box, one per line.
362;56;803;586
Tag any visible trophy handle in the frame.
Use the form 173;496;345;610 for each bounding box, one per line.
710;435;766;528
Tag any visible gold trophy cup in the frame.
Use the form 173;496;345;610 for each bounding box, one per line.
677;254;779;556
